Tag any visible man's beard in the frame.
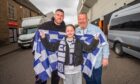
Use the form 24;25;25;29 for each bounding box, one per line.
54;20;62;25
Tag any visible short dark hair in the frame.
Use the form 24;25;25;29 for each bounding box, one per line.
66;24;75;30
79;12;87;17
55;9;64;13
78;12;88;19
79;12;87;15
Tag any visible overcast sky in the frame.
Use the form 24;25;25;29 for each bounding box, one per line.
29;0;79;25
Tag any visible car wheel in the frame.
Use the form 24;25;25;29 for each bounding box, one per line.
114;42;124;56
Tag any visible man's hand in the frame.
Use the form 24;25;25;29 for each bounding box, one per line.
102;58;109;67
95;35;99;40
40;31;45;39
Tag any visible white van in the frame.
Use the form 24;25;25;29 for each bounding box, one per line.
108;3;140;59
18;16;43;48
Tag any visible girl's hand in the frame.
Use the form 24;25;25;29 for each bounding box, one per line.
40;31;45;39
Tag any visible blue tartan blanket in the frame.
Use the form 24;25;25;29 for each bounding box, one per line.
33;29;107;81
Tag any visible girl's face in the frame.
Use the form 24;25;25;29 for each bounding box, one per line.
66;26;75;38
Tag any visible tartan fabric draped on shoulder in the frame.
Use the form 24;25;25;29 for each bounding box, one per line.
32;29;107;81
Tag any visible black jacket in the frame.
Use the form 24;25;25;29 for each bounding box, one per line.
33;18;66;55
38;18;66;32
41;36;99;66
38;17;66;50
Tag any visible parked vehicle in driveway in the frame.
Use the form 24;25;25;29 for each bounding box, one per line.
108;3;140;59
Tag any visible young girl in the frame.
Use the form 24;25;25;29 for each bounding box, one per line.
40;24;99;84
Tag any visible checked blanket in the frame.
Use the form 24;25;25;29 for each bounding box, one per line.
33;29;107;81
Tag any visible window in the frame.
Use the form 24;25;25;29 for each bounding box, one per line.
0;0;1;16
110;13;140;31
123;21;140;31
22;27;37;34
8;0;16;19
23;8;30;18
110;21;140;31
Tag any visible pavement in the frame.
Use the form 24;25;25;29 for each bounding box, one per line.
0;43;20;56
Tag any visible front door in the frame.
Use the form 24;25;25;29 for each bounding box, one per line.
9;28;18;43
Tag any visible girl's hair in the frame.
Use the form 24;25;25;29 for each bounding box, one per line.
66;24;75;30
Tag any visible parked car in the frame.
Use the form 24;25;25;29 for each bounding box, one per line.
108;3;140;59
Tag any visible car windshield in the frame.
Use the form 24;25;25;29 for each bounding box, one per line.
22;27;37;34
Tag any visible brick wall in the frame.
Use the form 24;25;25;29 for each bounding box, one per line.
0;0;42;46
0;0;9;46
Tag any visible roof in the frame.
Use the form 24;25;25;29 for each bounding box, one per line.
40;12;54;24
14;0;44;15
22;16;43;27
111;3;140;19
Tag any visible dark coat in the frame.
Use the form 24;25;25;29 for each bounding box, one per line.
38;17;66;32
